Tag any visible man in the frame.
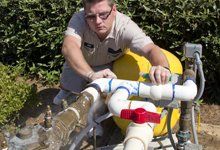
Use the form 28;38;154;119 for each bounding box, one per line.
53;0;171;105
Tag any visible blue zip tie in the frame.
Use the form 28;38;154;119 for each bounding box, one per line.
115;86;131;97
86;83;101;93
108;78;114;92
185;77;195;82
171;84;175;101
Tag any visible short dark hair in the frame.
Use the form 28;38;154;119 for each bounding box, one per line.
82;0;115;7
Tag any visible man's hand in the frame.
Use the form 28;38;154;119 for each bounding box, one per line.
149;65;171;85
87;69;117;82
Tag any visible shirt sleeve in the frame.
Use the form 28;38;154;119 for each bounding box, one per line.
122;19;153;55
64;11;86;41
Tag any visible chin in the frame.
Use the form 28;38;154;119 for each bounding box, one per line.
96;30;107;35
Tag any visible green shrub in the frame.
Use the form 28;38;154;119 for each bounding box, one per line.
0;0;82;83
0;0;219;103
0;64;37;125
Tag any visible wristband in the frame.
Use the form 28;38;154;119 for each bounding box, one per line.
86;71;94;81
163;66;171;72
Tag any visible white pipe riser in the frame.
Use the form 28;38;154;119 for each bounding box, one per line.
124;138;144;150
124;122;154;150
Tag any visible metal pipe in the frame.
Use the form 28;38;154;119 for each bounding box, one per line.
44;91;95;150
69;113;112;150
177;68;195;150
177;101;192;150
167;108;176;149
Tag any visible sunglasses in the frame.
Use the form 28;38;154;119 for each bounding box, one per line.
85;7;113;21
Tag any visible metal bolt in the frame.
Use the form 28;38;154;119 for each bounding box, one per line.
61;99;68;110
44;105;52;129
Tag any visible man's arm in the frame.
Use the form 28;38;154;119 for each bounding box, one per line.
62;35;117;81
62;35;93;79
120;18;170;84
141;43;171;84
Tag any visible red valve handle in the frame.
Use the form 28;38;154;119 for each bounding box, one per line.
120;108;160;124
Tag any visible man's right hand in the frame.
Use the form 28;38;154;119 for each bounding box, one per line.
87;69;117;82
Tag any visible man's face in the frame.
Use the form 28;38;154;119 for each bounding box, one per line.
84;0;116;39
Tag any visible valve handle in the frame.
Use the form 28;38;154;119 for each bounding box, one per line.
120;108;160;124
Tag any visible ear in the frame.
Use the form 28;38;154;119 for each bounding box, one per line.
113;4;117;11
112;4;117;15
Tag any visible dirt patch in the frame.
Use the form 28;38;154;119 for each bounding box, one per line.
195;103;220;149
198;124;220;150
200;104;220;125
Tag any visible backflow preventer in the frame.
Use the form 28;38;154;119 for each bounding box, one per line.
5;92;94;150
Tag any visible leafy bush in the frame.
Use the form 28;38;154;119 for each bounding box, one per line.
0;64;37;125
0;0;219;103
0;0;82;83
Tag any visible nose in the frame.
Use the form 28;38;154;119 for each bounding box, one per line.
95;15;102;25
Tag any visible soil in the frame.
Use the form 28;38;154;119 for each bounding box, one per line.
1;81;220;150
197;104;220;150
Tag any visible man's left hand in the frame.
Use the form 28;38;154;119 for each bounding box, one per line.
149;65;171;85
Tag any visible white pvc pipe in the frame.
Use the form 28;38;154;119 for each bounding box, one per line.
107;86;156;128
124;138;144;150
107;83;156;150
124;122;154;150
174;80;197;101
91;78;139;94
82;86;102;124
82;87;105;136
82;87;100;101
91;78;197;101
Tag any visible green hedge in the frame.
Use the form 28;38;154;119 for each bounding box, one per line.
1;0;220;103
0;0;82;84
0;64;37;125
